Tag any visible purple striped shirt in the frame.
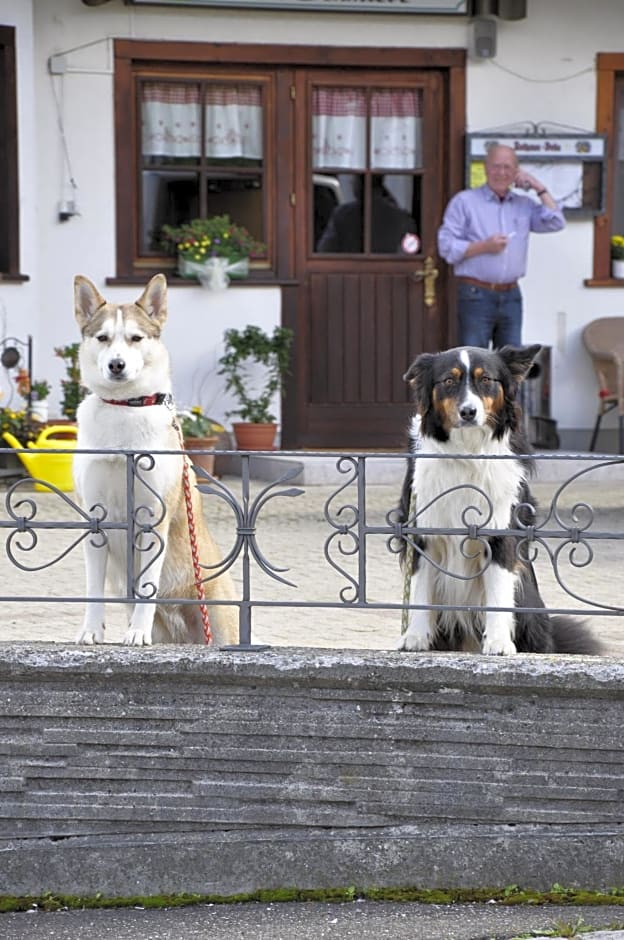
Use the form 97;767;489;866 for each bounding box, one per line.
437;184;565;283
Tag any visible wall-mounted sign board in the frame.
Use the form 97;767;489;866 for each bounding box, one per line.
466;133;607;216
125;0;468;12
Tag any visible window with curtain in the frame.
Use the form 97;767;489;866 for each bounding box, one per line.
593;54;624;284
0;26;21;277
613;75;624;241
139;79;267;260
312;85;423;254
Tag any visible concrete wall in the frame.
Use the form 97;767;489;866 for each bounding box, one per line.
2;643;623;897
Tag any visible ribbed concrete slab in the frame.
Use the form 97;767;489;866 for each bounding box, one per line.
2;644;623;898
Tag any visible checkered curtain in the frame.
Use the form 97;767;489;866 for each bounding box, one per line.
312;87;423;170
141;82;263;159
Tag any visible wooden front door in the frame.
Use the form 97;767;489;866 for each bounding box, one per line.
290;68;451;449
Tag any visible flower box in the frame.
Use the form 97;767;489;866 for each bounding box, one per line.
161;215;264;289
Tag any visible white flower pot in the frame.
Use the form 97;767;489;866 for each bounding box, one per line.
612;259;624;279
31;400;49;423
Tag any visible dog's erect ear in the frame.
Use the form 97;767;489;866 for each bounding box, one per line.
74;275;107;331
403;352;436;413
135;273;168;327
498;344;541;384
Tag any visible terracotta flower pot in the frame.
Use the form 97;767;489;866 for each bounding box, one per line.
183;436;218;476
232;422;277;451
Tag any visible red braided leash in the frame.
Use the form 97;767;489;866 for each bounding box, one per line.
175;421;212;645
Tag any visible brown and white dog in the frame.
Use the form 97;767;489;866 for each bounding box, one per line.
72;273;238;646
397;344;601;656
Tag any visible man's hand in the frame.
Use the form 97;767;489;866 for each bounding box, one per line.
463;233;509;260
484;233;508;254
514;169;543;193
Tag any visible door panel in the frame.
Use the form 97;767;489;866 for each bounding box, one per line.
305;271;435;447
291;68;449;448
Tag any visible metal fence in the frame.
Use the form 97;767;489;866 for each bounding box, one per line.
1;446;623;648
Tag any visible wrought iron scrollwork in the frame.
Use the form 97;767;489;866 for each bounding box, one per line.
323;456;361;603
131;453;167;599
195;463;304;587
3;478;108;572
1;450;623;627
387;483;495;581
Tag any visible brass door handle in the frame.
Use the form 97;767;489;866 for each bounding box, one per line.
412;256;439;308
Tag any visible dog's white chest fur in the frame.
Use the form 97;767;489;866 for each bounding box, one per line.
412;429;526;534
73;394;181;507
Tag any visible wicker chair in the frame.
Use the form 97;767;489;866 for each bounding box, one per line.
582;316;624;453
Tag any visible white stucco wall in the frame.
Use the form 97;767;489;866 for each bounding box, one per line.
465;0;624;443
4;0;624;438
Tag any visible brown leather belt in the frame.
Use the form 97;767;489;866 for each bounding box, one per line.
458;276;518;292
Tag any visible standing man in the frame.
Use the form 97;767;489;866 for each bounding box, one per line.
438;144;565;348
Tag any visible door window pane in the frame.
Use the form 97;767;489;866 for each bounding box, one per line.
315;173;363;251
316;174;419;254
312;85;421;255
370;88;423;170
312;87;367;171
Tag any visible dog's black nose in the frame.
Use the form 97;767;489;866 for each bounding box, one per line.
108;357;126;376
459;403;477;422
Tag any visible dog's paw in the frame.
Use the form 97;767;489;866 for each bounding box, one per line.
481;633;517;656
75;623;105;644
397;627;432;652
123;627;153;646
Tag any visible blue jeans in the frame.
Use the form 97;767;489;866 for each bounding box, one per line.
457;281;523;348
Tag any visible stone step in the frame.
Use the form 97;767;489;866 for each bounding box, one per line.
215;451;624;487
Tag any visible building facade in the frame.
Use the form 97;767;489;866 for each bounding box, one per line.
2;0;624;449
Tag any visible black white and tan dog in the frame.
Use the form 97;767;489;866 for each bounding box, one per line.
397;344;601;655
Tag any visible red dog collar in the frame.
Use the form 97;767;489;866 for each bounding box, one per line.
101;393;173;407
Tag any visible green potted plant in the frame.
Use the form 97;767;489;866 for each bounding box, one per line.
218;324;293;450
160;215;265;287
30;378;52;422
54;343;86;421
177;406;224;476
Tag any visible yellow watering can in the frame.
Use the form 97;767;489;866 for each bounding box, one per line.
2;424;78;492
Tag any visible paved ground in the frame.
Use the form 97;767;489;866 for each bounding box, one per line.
0;471;622;653
2;900;624;940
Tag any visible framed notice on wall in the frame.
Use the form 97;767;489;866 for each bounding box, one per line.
466;132;607;217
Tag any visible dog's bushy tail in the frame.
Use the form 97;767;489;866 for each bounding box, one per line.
551;616;604;655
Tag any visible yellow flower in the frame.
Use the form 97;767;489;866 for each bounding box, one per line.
611;234;624;259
